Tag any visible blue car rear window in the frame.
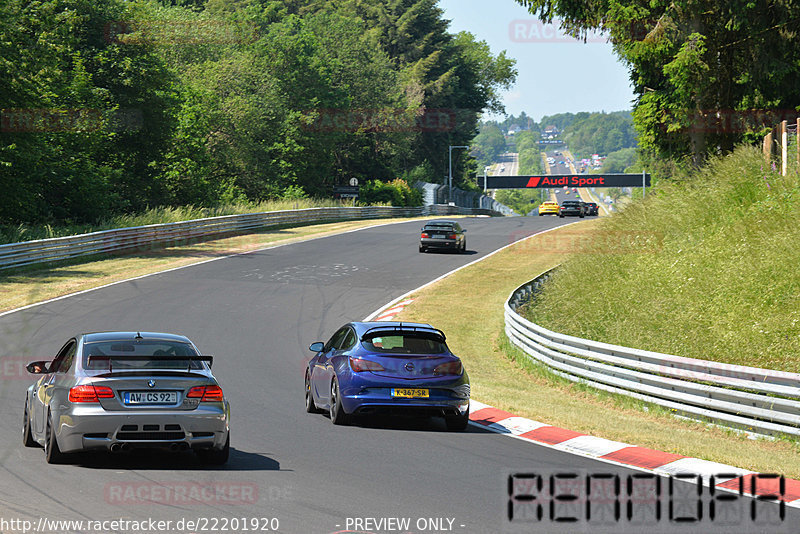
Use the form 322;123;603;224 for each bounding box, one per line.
362;335;445;354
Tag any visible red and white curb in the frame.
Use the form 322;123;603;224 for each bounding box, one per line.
359;224;797;508
371;299;414;321
468;400;800;507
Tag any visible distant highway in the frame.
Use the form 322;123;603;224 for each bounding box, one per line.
490;152;518;176
544;148;610;215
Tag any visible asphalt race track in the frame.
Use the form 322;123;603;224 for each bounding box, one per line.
0;217;795;534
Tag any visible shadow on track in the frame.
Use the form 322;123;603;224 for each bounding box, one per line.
420;249;478;255
343;415;498;434
70;447;282;471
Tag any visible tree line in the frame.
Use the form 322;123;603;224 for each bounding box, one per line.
0;0;516;225
515;0;800;169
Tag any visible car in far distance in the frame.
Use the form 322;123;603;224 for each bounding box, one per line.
419;220;466;253
538;201;560;216
305;322;470;430
22;332;230;464
559;200;585;218
584;202;599;216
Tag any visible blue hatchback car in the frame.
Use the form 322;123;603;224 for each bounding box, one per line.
305;322;470;430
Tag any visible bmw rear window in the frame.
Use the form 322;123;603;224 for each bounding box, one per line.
82;341;203;370
362;335;446;354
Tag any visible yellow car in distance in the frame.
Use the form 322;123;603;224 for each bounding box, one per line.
538;201;560;216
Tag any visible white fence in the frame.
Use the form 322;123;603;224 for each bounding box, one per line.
505;269;800;438
0;205;496;271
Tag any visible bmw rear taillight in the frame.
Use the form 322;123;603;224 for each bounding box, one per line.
187;385;224;401
433;361;463;376
448;233;457;239
349;357;385;373
69;384;114;403
421;232;430;238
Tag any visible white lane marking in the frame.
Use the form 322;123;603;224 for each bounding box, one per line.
469;400;491;412
0;219;430;319
363;221;581;321
655;457;754;483
557;435;631;457
488;417;550;436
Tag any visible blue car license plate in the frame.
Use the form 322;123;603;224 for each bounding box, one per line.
123;391;177;405
392;388;429;398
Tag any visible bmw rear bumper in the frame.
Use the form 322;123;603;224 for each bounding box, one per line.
420;238;459;249
54;403;230;453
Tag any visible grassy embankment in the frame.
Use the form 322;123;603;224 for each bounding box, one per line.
394;146;800;477
526;146;800;373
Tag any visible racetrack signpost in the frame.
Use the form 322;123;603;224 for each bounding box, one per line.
333;185;360;199
477;173;651;189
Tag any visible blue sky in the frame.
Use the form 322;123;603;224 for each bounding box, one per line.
438;0;636;122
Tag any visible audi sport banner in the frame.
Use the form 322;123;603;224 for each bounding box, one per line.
478;174;651;189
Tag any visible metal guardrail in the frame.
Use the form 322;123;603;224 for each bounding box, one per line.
505;268;800;438
0;205;497;271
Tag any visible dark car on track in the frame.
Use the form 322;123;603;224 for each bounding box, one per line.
419;220;467;253
559;200;586;218
584;202;599;216
304;322;470;430
22;332;230;464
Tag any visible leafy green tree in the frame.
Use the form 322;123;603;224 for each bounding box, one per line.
515;0;800;167
562;111;637;158
471;122;507;168
0;0;178;224
600;147;638;173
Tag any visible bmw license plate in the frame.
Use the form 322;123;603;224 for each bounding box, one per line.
123;391;177;405
392;388;429;398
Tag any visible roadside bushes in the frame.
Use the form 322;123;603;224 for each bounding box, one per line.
359;179;423;206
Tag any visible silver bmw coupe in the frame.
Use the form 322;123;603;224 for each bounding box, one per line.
22;332;230;464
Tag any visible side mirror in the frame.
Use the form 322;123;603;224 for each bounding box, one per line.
462;229;467;233
309;342;325;352
26;361;49;374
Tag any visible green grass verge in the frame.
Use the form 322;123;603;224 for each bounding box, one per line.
393;221;800;478
525;145;800;372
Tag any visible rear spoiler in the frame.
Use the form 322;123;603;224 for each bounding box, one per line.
87;355;213;371
361;325;445;342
